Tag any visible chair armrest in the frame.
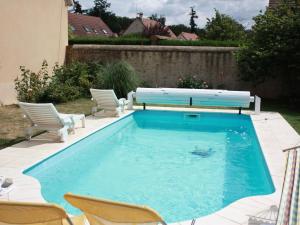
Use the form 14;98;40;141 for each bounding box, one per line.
118;98;128;105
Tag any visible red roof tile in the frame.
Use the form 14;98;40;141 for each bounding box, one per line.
68;13;115;37
178;32;199;41
141;18;177;38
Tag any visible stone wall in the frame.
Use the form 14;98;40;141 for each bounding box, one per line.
66;45;284;98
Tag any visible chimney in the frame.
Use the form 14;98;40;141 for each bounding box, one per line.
137;12;143;19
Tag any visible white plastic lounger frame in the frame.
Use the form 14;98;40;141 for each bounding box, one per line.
19;102;85;142
90;89;129;117
129;88;261;114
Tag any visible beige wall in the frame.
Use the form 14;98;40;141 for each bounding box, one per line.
67;45;285;99
0;0;70;105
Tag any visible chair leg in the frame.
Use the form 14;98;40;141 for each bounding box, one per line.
69;117;76;134
58;127;68;142
81;116;86;128
91;107;97;116
120;104;125;113
26;127;33;141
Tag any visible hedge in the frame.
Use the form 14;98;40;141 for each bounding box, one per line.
69;36;151;45
69;36;240;47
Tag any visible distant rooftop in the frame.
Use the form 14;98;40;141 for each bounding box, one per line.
141;18;177;38
68;13;115;37
178;32;199;41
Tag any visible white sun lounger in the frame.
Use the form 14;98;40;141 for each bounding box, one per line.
19;102;85;142
90;89;129;117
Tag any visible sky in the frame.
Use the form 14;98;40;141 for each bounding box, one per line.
79;0;269;28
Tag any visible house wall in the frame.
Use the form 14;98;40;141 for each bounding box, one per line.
123;19;145;36
67;45;284;99
0;0;70;105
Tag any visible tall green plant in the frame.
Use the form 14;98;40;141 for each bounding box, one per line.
103;61;138;98
52;61;92;97
205;9;246;41
15;60;50;102
236;4;300;98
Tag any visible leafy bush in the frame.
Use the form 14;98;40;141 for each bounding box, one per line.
87;62;105;89
103;61;139;98
177;76;210;89
15;60;139;103
236;4;300;98
39;83;81;103
52;62;92;98
15;60;50;102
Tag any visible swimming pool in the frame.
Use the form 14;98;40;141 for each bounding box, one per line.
25;110;274;223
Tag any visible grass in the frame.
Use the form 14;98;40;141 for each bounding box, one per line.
261;100;300;134
0;98;94;150
0;98;299;150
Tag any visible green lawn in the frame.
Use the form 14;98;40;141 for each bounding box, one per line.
0;98;94;150
261;100;300;134
0;98;298;150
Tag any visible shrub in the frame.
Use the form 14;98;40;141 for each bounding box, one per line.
39;83;81;103
15;60;139;103
87;62;105;89
52;62;92;98
177;76;210;89
69;36;240;47
69;36;151;45
103;61;139;98
236;4;300;99
15;60;50;102
158;39;240;47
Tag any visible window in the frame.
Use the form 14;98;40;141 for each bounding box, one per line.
102;29;108;34
83;26;92;33
93;28;99;34
70;25;75;31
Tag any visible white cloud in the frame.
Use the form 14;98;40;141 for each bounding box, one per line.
79;0;268;28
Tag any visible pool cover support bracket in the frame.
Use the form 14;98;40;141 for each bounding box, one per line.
190;97;193;106
239;107;242;115
143;103;146;110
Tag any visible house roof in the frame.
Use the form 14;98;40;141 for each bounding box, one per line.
178;32;199;41
68;13;115;37
141;18;177;38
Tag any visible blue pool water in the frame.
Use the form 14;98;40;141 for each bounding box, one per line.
25;110;274;223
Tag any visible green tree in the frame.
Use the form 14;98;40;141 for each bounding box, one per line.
169;24;205;36
189;7;198;33
88;0;111;18
236;4;300;99
149;14;166;26
205;9;246;40
88;0;133;34
73;1;83;14
169;24;190;35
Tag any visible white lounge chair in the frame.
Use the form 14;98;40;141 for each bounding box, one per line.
90;89;129;117
19;102;85;142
